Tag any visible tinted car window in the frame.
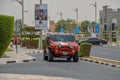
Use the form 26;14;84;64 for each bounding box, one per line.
50;35;75;42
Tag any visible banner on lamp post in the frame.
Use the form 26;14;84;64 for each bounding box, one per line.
35;4;48;30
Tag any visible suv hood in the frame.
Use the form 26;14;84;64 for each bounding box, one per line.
52;41;78;46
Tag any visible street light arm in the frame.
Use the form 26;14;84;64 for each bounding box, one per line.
90;4;95;7
72;8;78;12
11;0;22;5
90;2;97;8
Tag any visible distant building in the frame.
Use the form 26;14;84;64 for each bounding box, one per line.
99;6;120;35
49;20;55;32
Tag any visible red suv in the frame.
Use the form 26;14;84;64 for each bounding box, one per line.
43;33;79;62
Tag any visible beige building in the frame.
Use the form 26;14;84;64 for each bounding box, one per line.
49;20;55;32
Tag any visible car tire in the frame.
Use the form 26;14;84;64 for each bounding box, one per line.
48;50;53;62
73;53;79;62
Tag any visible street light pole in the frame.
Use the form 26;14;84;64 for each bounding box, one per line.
12;0;24;28
39;0;42;50
90;2;97;32
72;8;78;25
58;12;63;20
21;0;24;29
11;0;24;51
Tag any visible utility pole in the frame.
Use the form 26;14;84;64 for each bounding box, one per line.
39;0;42;50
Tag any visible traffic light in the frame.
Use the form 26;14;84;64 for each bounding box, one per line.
104;24;107;31
112;23;115;31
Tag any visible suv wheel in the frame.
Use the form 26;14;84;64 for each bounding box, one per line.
73;53;79;62
48;50;54;62
67;57;71;61
43;51;48;60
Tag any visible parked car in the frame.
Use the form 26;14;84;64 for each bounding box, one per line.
43;33;79;62
78;37;108;45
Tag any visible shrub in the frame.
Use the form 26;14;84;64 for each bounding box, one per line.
78;43;92;57
0;14;14;57
112;38;116;42
22;39;45;49
25;39;39;49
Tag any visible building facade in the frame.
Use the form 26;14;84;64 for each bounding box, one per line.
49;20;55;32
99;6;120;41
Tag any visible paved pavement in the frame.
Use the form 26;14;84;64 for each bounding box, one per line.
0;45;41;65
0;45;120;80
0;74;78;80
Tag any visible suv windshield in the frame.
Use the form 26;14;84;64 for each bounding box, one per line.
50;35;75;42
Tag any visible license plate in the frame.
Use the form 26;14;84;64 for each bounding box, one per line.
63;52;67;55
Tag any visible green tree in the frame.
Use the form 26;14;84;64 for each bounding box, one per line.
21;26;39;41
91;21;96;32
55;20;65;32
81;20;89;33
55;19;76;33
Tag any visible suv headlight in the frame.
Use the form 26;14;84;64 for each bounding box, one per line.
56;44;62;48
69;45;74;49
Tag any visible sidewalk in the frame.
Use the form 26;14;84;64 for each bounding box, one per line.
0;74;78;80
103;42;120;47
0;45;42;65
0;51;36;64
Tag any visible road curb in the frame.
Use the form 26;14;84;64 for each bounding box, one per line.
4;58;36;64
103;45;120;47
0;53;36;65
26;50;43;54
80;57;120;69
0;50;43;65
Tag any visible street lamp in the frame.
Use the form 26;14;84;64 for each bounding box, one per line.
11;0;24;51
58;12;63;20
11;0;24;29
58;12;63;33
72;7;78;25
90;2;97;32
90;2;97;23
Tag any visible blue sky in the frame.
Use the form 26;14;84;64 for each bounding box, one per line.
0;0;120;26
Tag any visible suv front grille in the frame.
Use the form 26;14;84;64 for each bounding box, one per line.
57;46;72;52
61;46;69;48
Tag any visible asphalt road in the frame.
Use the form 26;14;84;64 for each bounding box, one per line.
91;46;120;61
0;52;120;80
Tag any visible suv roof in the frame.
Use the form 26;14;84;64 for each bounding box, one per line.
47;32;74;36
